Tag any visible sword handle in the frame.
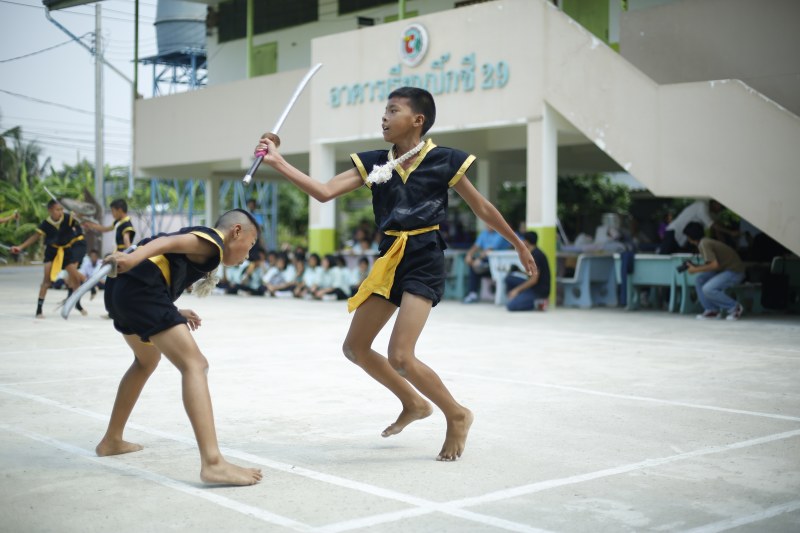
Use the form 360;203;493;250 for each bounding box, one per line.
243;151;266;185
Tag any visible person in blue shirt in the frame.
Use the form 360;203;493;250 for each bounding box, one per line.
462;228;513;303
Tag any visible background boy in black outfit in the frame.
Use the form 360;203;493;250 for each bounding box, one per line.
83;198;136;251
11;200;87;317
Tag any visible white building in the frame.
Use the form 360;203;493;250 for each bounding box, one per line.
134;0;800;268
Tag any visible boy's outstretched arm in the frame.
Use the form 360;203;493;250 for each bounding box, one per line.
454;176;538;277
256;136;362;202
10;232;41;254
109;234;217;275
83;221;114;233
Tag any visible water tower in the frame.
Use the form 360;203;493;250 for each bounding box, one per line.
140;0;208;96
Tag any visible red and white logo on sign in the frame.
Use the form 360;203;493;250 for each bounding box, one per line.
400;23;428;67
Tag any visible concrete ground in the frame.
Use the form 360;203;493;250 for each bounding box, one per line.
1;264;799;533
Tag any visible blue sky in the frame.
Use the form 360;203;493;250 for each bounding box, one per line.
0;0;159;171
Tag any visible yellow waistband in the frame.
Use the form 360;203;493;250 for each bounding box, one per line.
347;225;438;312
148;255;171;286
49;235;85;282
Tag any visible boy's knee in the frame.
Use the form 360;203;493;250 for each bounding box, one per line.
341;341;359;363
137;354;162;373
387;348;411;377
178;353;209;374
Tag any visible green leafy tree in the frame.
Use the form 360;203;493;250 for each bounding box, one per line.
558;174;631;240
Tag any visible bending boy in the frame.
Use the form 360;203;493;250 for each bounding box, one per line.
97;208;262;485
255;87;536;461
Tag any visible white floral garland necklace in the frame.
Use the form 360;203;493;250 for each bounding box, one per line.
367;140;425;185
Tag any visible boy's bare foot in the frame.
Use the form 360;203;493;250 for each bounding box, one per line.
200;459;263;486
96;438;144;456
35;313;44;319
381;401;433;437
437;408;474;461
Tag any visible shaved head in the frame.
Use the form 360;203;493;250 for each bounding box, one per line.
215;209;259;233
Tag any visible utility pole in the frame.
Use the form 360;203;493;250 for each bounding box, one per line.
94;3;104;207
130;0;139;198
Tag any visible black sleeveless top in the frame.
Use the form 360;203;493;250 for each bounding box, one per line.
351;139;475;253
123;226;224;302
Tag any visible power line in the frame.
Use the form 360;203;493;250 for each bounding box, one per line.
1;115;132;133
0;88;130;123
0;0;156;23
0;33;91;63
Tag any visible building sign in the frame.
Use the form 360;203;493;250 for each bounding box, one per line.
400;23;428;67
329;53;510;108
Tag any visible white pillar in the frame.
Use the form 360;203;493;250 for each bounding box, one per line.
308;143;338;253
526;103;558;304
475;159;491;231
526;104;557;227
204;176;221;227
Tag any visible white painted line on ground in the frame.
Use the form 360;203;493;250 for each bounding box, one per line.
0;385;549;533
448;429;800;509
681;499;800;533
6;386;797;532
0;423;315;532
0;344;119;356
446;370;800;422
561;331;800;357
0;375;118;387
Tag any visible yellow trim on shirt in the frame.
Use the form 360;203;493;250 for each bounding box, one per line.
190;229;224;263
148;255;171;286
395;139;436;184
449;154;476;188
114;216;131;229
351;154;370;188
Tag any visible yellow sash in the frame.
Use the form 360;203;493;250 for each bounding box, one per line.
347;225;438;312
50;235;85;282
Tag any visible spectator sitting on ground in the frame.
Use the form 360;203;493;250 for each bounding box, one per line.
230;250;268;296
295;252;322;299
350;256;370;296
79;249;105;298
352;237;378;255
288;254;306;296
682;222;745;321
505;231;551;312
264;252;296;296
463;227;513;303
313;254;351;301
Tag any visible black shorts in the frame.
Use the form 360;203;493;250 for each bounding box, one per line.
104;275;187;343
43;241;86;266
384;241;445;308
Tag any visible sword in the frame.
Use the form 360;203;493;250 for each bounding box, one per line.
42;186;98;224
243;63;323;184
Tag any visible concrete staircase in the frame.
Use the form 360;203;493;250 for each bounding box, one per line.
542;3;799;255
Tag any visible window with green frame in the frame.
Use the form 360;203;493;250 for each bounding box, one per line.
217;0;319;43
339;0;395;16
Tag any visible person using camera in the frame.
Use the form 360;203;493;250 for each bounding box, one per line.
682;222;745;320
